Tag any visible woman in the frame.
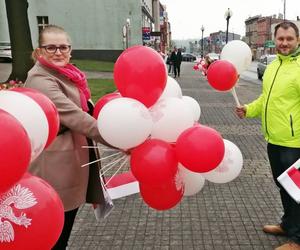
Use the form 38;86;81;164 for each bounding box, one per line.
25;25;110;249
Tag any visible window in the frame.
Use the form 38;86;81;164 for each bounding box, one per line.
37;16;49;33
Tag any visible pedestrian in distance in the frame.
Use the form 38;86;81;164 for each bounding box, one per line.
170;46;183;78
235;21;300;250
166;50;173;74
25;24;112;250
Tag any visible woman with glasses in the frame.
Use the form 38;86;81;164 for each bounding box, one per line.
25;25;111;249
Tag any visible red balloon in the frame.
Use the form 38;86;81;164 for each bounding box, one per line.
0;173;64;250
130;139;178;186
139;179;183;210
206;60;238;91
114;45;167;107
176;125;225;173
12;88;60;148
0;110;31;193
93;92;121;119
193;64;199;70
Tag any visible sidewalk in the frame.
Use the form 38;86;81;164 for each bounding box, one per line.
68;62;287;250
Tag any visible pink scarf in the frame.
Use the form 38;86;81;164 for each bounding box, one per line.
38;57;91;112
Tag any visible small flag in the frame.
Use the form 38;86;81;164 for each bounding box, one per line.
93;175;114;221
105;171;139;200
277;158;300;203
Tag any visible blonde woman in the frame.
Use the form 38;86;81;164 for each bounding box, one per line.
25;25;110;249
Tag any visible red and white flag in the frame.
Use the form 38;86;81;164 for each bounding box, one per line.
105;171;139;200
277;158;300;203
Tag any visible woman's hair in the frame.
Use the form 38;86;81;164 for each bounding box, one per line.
32;24;71;61
274;21;299;38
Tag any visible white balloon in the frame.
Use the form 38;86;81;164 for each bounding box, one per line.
150;97;194;142
202;139;243;183
178;164;205;196
182;96;201;122
97;97;153;150
0;90;49;161
220;40;252;74
159;76;182;100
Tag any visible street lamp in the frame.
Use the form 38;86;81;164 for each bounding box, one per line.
201;25;204;58
224;8;233;44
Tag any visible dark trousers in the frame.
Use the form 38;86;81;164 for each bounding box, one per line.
267;143;300;244
52;208;79;250
168;63;173;73
173;63;181;77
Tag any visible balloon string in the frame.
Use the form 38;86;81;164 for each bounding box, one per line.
100;147;121;152
231;87;241;107
81;145;119;153
101;155;127;174
81;158;101;168
82;145;99;149
104;156;129;187
97;151;123;161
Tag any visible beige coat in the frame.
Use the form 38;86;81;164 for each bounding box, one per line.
25;62;105;211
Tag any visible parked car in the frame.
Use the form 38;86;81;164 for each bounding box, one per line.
0;42;12;61
257;54;277;80
181;53;197;62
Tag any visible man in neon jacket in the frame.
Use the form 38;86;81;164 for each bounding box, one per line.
236;21;300;250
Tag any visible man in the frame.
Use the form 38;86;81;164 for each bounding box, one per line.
236;21;300;250
170;47;182;78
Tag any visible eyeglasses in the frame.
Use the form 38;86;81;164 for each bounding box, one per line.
40;44;71;54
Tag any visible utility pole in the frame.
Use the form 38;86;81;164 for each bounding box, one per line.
283;0;286;20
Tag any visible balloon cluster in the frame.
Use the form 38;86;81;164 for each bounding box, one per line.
193;58;209;76
0;88;64;249
194;41;252;92
94;45;244;211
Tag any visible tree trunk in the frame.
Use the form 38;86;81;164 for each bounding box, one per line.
5;0;34;82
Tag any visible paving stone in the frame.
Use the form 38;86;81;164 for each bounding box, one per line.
68;63;288;250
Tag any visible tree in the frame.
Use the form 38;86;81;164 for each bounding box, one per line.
5;0;33;82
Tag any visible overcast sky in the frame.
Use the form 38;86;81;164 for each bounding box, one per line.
159;0;300;40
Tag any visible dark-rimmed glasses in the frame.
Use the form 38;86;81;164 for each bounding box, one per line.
40;44;71;54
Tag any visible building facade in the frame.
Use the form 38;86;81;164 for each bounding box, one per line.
1;0;171;61
245;14;300;59
209;31;241;53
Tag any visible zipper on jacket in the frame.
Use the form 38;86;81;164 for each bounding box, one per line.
290;114;295;136
264;59;282;139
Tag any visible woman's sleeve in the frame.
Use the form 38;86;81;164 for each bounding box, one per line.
25;73;107;144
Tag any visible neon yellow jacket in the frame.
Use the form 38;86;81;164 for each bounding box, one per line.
246;46;300;147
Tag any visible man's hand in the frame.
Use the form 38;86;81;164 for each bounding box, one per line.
235;106;247;119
